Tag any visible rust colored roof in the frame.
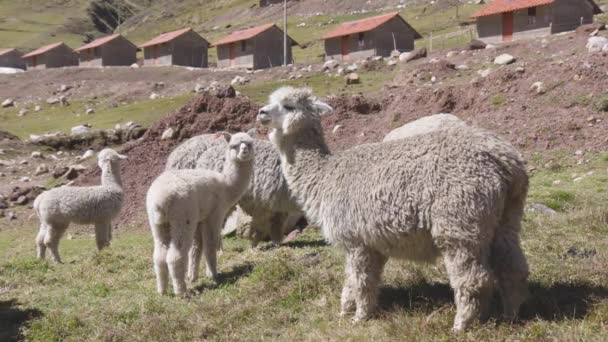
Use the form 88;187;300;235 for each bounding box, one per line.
22;42;65;58
75;34;125;52
212;23;298;46
0;48;17;56
472;0;555;17
140;28;206;48
321;12;421;40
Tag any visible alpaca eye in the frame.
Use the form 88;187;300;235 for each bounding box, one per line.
283;105;295;111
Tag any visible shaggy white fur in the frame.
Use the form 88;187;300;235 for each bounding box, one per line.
257;86;529;332
34;148;127;263
146;133;254;296
382;113;467;142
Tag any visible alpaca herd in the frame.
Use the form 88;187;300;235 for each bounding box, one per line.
33;86;530;332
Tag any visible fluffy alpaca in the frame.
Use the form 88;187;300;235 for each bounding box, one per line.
147;132;254;296
34;148;127;263
166;133;303;247
257;87;529;332
382;113;467;142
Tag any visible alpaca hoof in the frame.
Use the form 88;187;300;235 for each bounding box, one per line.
339;310;350;318
351;312;369;324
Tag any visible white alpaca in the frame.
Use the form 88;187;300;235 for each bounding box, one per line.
146;132;254;296
257;87;529;332
34;148;127;263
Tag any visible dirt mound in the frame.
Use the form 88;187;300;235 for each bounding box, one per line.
78;92;259;227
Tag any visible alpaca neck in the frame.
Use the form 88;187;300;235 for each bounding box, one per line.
101;163;122;188
221;157;253;205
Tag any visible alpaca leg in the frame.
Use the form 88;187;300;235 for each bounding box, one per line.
106;222;113;243
153;240;169;295
187;223;204;283
248;215;268;249
340;249;356;316
348;247;387;322
94;220;111;250
167;220;195;297
492;231;529;320
35;224;48;259
269;212;288;247
443;248;494;332
44;224;67;263
203;213;223;281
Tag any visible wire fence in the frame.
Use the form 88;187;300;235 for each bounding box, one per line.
426;27;477;52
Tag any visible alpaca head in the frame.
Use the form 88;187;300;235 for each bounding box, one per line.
97;148;127;169
257;86;333;136
225;132;254;163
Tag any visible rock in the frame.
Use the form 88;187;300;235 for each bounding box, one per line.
34;105;41;112
81;149;95;160
446;51;458;58
575;150;584;156
387;59;397;66
130;63;139;68
52;166;69;178
302;65;313;72
477;68;492;78
322;59;340;70
0;199;7;209
216;85;236;98
455;64;469;70
31;151;43;159
346;64;358;72
85;108;95;115
515;66;525;73
19;177;31;183
59;84;71;92
161;127;176;140
16;196;28;205
222;206;251;236
18;108;28;116
576;22;606;34
149;92;160;100
402;48;427;63
390;50;400;58
71;125;91;135
398;52;411;62
345;72;360;85
8;211;16;220
526;203;557;215
332;125;342;134
34;164;49;176
468;39;486;50
494;54;515;65
194;83;205;93
230;75;249;86
336;67;345;76
1;99;14;108
19;160;28;165
586;36;608;52
530;81;546;95
46;97;60;105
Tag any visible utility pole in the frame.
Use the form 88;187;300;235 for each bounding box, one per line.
283;0;287;66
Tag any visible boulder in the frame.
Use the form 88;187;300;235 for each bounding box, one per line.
322;59;340;70
194;83;205;93
587;36;608;52
477;68;492;78
216;85;236;98
530;81;546;95
34;164;49;176
59;84;72;92
1;99;14;108
80;149;95;160
161;127;176;140
71;125;91;135
34;105;41;112
18;108;28;116
52;166;69;178
346;64;358;72
16;196;28;205
468;39;486;50
525;203;557;215
387;59;397;66
345;73;360;85
46;97;60;105
85;108;95;115
149;92;160;100
401;48;427;63
130;63;139;68
230;76;249;86
494;54;515;65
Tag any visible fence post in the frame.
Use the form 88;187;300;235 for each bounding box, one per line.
429;31;433;52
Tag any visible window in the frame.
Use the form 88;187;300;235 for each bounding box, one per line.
528;7;537;25
241;40;247;52
358;33;365;47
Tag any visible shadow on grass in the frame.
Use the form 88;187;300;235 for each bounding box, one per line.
194;262;254;292
283;239;328;249
376;280;608;322
0;299;42;342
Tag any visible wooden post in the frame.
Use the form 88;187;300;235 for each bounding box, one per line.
429;31;433;52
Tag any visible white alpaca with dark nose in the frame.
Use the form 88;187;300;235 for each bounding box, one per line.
146;132;255;296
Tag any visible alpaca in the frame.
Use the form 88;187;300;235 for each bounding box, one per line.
383;113;467;142
257;86;529;332
166;133;303;247
34;148;127;263
146;132;254;296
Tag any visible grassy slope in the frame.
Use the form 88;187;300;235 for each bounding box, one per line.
1;152;608;340
0;94;192;139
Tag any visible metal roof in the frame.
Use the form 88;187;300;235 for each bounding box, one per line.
140;28;207;48
212;23;298;46
321;12;422;40
22;42;66;58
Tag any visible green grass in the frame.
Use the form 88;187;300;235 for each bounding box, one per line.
0;94;191;139
2;153;608;340
491;93;507;107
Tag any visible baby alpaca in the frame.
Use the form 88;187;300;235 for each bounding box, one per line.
34;148;127;263
257;87;529;332
146;133;254;296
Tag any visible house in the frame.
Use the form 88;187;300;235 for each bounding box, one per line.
0;48;25;69
260;0;295;6
321;12;422;61
140;28;209;67
213;23;297;69
473;0;603;43
22;42;78;70
76;34;137;67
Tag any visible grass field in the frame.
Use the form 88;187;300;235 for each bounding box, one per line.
2;151;608;341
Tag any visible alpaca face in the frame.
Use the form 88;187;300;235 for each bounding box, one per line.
227;133;254;163
257;86;333;135
97;148;127;169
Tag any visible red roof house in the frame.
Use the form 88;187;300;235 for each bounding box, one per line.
22;42;78;70
76;34;137;67
140;28;209;68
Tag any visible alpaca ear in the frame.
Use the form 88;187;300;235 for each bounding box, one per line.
215;132;231;142
312;101;333;115
246;127;257;138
